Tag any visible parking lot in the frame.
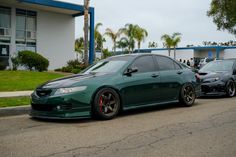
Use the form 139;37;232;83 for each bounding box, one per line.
0;97;236;157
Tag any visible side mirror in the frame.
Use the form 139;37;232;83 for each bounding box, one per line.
124;67;138;76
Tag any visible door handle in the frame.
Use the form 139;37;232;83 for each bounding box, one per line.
151;74;159;78
177;71;183;75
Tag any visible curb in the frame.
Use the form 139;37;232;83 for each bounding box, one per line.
0;105;30;117
0;91;33;98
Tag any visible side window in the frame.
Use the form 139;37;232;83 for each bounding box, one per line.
131;56;156;73
173;61;182;70
155;56;176;71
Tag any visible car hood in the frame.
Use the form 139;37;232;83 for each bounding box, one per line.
198;71;229;80
38;73;111;89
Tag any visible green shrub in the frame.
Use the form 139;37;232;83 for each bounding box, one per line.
54;68;62;72
18;51;49;72
11;56;20;70
54;60;87;73
61;66;73;73
71;68;81;74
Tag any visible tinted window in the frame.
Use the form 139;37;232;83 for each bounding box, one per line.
84;60;127;74
174;62;182;70
200;60;234;72
131;56;156;73
155;56;175;71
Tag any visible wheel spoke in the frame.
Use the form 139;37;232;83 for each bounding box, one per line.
108;93;112;100
108;106;113;112
109;100;116;105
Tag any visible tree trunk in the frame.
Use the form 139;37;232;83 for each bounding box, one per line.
113;39;116;53
168;49;171;57
138;42;141;53
84;0;89;66
174;47;176;59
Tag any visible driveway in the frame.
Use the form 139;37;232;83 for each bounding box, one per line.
0;97;236;157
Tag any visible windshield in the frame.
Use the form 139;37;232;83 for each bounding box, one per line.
83;60;127;74
200;60;234;72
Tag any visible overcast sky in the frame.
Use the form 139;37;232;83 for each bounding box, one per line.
61;0;235;50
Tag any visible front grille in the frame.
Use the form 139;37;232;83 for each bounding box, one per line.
201;85;210;93
36;89;52;97
61;103;73;110
31;103;54;111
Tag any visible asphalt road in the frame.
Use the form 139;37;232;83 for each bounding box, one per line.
1;97;236;157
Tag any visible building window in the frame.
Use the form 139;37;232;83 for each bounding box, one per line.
16;8;36;52
0;6;11;57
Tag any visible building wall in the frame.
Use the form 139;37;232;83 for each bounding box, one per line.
224;49;236;59
194;49;224;59
37;10;75;69
0;3;75;70
152;49;194;61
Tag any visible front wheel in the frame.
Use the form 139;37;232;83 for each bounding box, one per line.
179;84;196;107
225;80;236;97
93;88;120;120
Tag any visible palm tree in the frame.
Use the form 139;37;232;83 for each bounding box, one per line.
133;26;148;52
161;34;172;57
161;32;182;59
120;24;139;53
75;37;84;61
172;32;182;59
117;37;129;52
95;23;104;51
83;0;90;66
104;28;121;53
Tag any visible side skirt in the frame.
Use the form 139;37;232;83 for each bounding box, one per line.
123;100;179;111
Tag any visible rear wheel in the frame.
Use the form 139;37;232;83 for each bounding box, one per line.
225;80;235;97
179;84;196;107
93;88;120;120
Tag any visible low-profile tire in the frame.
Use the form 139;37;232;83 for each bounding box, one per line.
179;83;196;107
93;88;120;120
225;80;236;97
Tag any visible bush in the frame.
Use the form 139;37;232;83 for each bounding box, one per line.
11;56;20;71
71;68;81;74
54;60;87;74
18;51;49;71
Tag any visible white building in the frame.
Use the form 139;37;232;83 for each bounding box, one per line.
0;0;95;70
137;46;236;61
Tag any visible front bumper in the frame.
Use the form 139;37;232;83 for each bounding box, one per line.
30;91;92;119
201;81;226;95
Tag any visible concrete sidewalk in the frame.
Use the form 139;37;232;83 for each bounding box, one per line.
0;91;33;98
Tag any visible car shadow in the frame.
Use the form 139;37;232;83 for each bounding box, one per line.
119;101;202;118
30;102;201;123
197;95;228;99
30;116;96;124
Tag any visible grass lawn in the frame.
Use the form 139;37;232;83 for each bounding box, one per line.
0;71;67;92
0;97;30;108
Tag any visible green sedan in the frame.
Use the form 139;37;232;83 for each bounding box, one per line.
30;54;200;120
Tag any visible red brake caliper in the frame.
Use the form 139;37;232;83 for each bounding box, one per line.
99;96;103;113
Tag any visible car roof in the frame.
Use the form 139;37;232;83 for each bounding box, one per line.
110;53;170;59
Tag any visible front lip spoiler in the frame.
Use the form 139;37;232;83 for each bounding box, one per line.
29;112;91;120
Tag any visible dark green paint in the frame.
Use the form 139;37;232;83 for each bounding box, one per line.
30;54;200;119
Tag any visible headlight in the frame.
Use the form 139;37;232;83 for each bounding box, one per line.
206;77;220;82
54;86;87;95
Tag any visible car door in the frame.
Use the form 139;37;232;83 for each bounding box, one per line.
120;55;161;108
154;55;183;102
